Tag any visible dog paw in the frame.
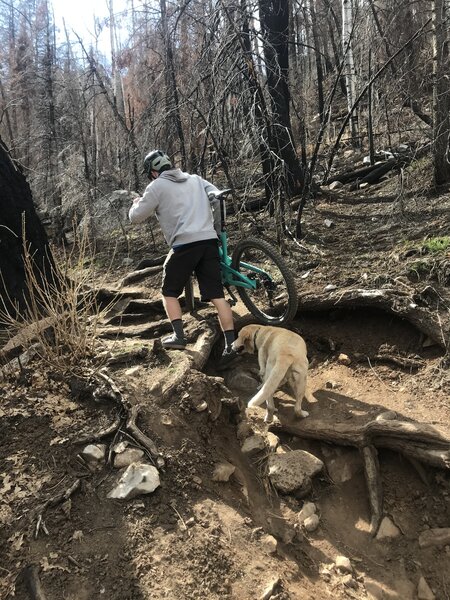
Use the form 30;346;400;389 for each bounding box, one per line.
295;409;309;419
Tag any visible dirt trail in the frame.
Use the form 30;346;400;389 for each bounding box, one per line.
1;181;450;599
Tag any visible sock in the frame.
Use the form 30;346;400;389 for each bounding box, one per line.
171;319;184;339
223;329;236;348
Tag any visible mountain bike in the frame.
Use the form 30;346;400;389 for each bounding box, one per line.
185;189;298;325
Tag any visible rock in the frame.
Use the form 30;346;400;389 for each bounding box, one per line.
260;577;281;600
324;284;338;292
261;535;277;554
342;574;357;589
241;435;266;455
325;380;340;390
298;502;316;523
419;528;450;548
237;421;253;441
212;461;236;482
324;219;334;228
329;180;343;190
343;149;354;158
303;514;320;532
107;463;160;500
267;450;323;495
376;410;398;421
114;448;145;469
417;576;435;600
81;444;106;463
335;555;352;573
266;432;280;451
376;516;401;540
360;182;370;189
337;353;351;365
122;257;134;266
125;365;143;376
226;370;259;392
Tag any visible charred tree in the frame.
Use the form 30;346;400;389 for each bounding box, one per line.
0;138;55;316
258;0;304;196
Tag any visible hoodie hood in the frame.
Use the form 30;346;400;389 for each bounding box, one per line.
160;168;189;183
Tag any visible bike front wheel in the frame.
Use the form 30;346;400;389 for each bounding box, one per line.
231;238;298;325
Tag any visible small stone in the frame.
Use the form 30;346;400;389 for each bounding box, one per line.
324;219;334;228
236;421;253;441
329;180;343;190
212;461;236;482
266;432;280;451
260;577;281;600
325;380;339;389
360;182;369;189
335;555;352;573
241;435;266;455
303;514;320;532
114;448;145;469
324;284;338;292
261;535;277;554
337;353;351;365
417;576;435;600
193;400;208;412
192;476;202;486
121;257;134;266
81;444;106;463
185;517;196;527
108;463;160;500
342;574;357;589
124;366;143;376
376;516;401;540
419;528;450;548
298;502;316;523
268;450;323;495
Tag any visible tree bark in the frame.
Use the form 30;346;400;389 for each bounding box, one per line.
0;138;55;316
432;0;450;185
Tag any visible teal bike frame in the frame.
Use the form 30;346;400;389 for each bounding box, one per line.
216;193;271;292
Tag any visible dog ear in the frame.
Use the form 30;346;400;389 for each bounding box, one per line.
240;325;257;351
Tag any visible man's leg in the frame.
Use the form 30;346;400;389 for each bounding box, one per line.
211;297;241;368
161;296;186;348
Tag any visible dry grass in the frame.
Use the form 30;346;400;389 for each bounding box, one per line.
0;225;117;378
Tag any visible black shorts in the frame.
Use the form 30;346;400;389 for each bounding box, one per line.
161;239;224;302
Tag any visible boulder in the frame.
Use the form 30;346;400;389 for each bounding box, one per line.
267;450;323;494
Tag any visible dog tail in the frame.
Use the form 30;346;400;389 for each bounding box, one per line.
247;361;290;408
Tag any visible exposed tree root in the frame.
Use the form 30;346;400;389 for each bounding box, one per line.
21;564;47;600
120;265;163;287
273;407;450;535
298;287;448;349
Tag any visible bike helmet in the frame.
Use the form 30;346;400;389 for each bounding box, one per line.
143;150;172;176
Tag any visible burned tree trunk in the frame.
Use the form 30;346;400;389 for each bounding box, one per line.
0;137;55;316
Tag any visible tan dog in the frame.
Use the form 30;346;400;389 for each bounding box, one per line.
232;324;315;423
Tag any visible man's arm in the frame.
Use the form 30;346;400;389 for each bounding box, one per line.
129;184;159;223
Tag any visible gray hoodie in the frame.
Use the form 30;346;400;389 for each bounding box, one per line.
129;169;219;247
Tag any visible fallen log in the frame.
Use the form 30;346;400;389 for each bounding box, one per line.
349;159;400;190
325;161;392;185
136;255;166;270
297;287;448;349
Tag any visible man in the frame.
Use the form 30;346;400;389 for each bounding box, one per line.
129;150;238;365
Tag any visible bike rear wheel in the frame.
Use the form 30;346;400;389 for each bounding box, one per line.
231;237;298;325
